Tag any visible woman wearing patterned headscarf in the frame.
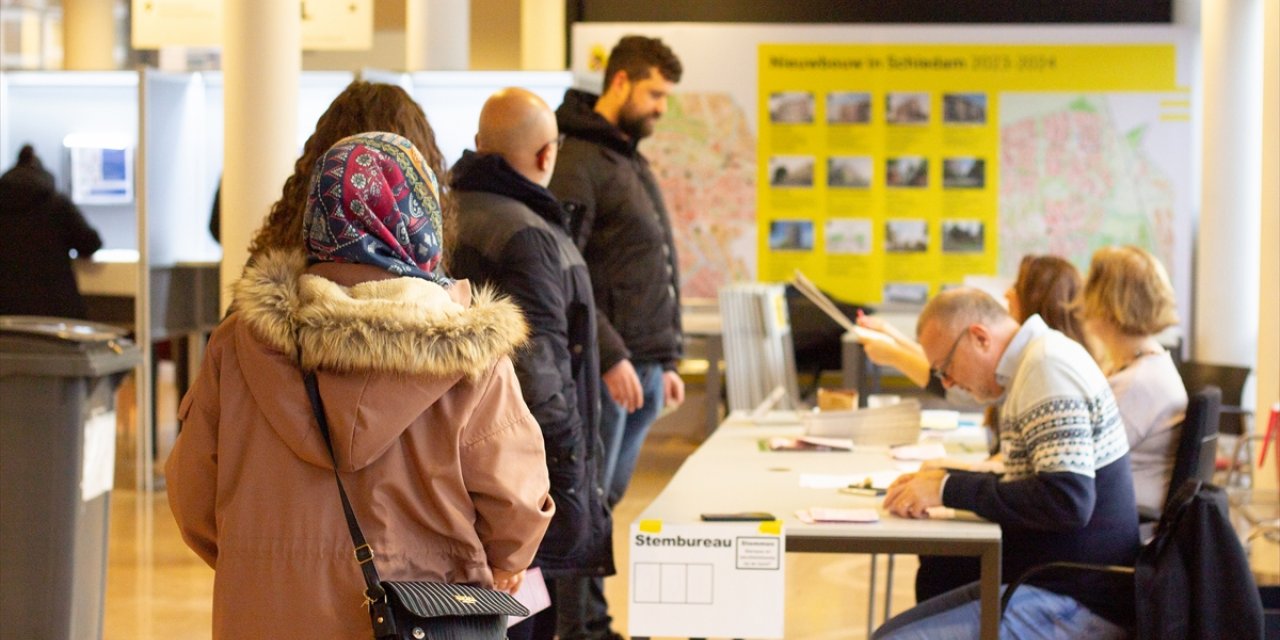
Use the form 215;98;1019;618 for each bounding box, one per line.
166;132;555;639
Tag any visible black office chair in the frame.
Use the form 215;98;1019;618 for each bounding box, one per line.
1000;480;1265;640
1134;386;1220;538
1177;361;1253;487
1161;386;1221;510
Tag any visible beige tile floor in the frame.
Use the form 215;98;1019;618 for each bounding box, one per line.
103;431;923;640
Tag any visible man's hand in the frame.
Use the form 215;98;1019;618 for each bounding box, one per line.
663;370;685;407
856;312;914;347
491;568;525;594
603;359;644;412
883;469;947;519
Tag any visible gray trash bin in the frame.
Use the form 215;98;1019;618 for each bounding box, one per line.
0;316;141;640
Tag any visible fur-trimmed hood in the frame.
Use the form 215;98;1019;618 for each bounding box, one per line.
225;249;530;472
235;249;528;379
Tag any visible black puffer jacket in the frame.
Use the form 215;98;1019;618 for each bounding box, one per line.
449;151;614;578
549;89;683;372
0;149;102;319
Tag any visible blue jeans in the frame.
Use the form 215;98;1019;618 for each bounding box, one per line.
873;582;1129;640
599;361;665;507
553;575;614;640
505;576;613;640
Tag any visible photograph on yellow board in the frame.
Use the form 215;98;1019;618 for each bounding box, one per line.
769;219;816;251
885;219;929;253
886;156;928;188
768;91;816;124
941;220;986;253
943;92;988;125
825;218;873;255
768;155;815;187
828;156;873;188
886;91;930;124
884;282;930;305
942;157;986;189
827;91;872;124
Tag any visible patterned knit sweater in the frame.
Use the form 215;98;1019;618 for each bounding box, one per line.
942;315;1140;627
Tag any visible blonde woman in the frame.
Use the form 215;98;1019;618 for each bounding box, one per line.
1078;245;1187;515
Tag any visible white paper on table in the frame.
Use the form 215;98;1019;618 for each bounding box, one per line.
506;567;551;628
920;409;961;430
630;521;785;639
802;470;903;490
890;442;948;461
81;410;116;502
795;508;880;524
798;436;854;450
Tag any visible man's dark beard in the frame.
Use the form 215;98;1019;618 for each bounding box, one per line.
618;109;656;140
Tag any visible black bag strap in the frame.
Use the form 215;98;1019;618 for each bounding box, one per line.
302;370;395;633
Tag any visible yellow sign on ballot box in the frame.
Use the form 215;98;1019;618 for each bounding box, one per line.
629;520;785;639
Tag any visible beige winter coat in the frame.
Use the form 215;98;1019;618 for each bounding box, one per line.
166;250;555;639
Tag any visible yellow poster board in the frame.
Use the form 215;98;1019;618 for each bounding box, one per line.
757;44;1183;304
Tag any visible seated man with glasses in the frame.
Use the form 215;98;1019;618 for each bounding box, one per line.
875;288;1140;640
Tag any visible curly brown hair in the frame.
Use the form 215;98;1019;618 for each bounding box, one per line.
246;81;452;260
1014;254;1086;344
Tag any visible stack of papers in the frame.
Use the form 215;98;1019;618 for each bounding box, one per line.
763;436;854;451
801;399;923;446
920;410;961;430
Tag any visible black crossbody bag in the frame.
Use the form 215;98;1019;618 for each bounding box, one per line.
302;371;528;639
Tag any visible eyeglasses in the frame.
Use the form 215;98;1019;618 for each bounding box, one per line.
930;330;969;384
537;133;563;154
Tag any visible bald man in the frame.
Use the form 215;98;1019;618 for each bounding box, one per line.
449;88;615;640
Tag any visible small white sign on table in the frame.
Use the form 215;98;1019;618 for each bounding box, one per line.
629;520;785;639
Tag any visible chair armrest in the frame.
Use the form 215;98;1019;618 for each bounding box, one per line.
1000;562;1136;617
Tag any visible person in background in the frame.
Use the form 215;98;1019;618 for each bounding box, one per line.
243;81;451;267
548;35;685;639
0;144;103;319
449;88;613;640
876;288;1137;640
1077;245;1187;516
165;132;554;639
1004;254;1087;345
855;254;1086;394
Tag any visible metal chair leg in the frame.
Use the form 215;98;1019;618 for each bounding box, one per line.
867;553;878;639
883;554;895;623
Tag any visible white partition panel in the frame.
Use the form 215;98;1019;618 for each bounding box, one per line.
409;71;573;167
0;71;139;251
296;72;359;151
143;70;219;266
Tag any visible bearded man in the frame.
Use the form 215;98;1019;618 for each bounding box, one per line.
547;35;685;639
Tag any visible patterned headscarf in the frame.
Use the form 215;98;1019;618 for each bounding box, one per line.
303;132;449;284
